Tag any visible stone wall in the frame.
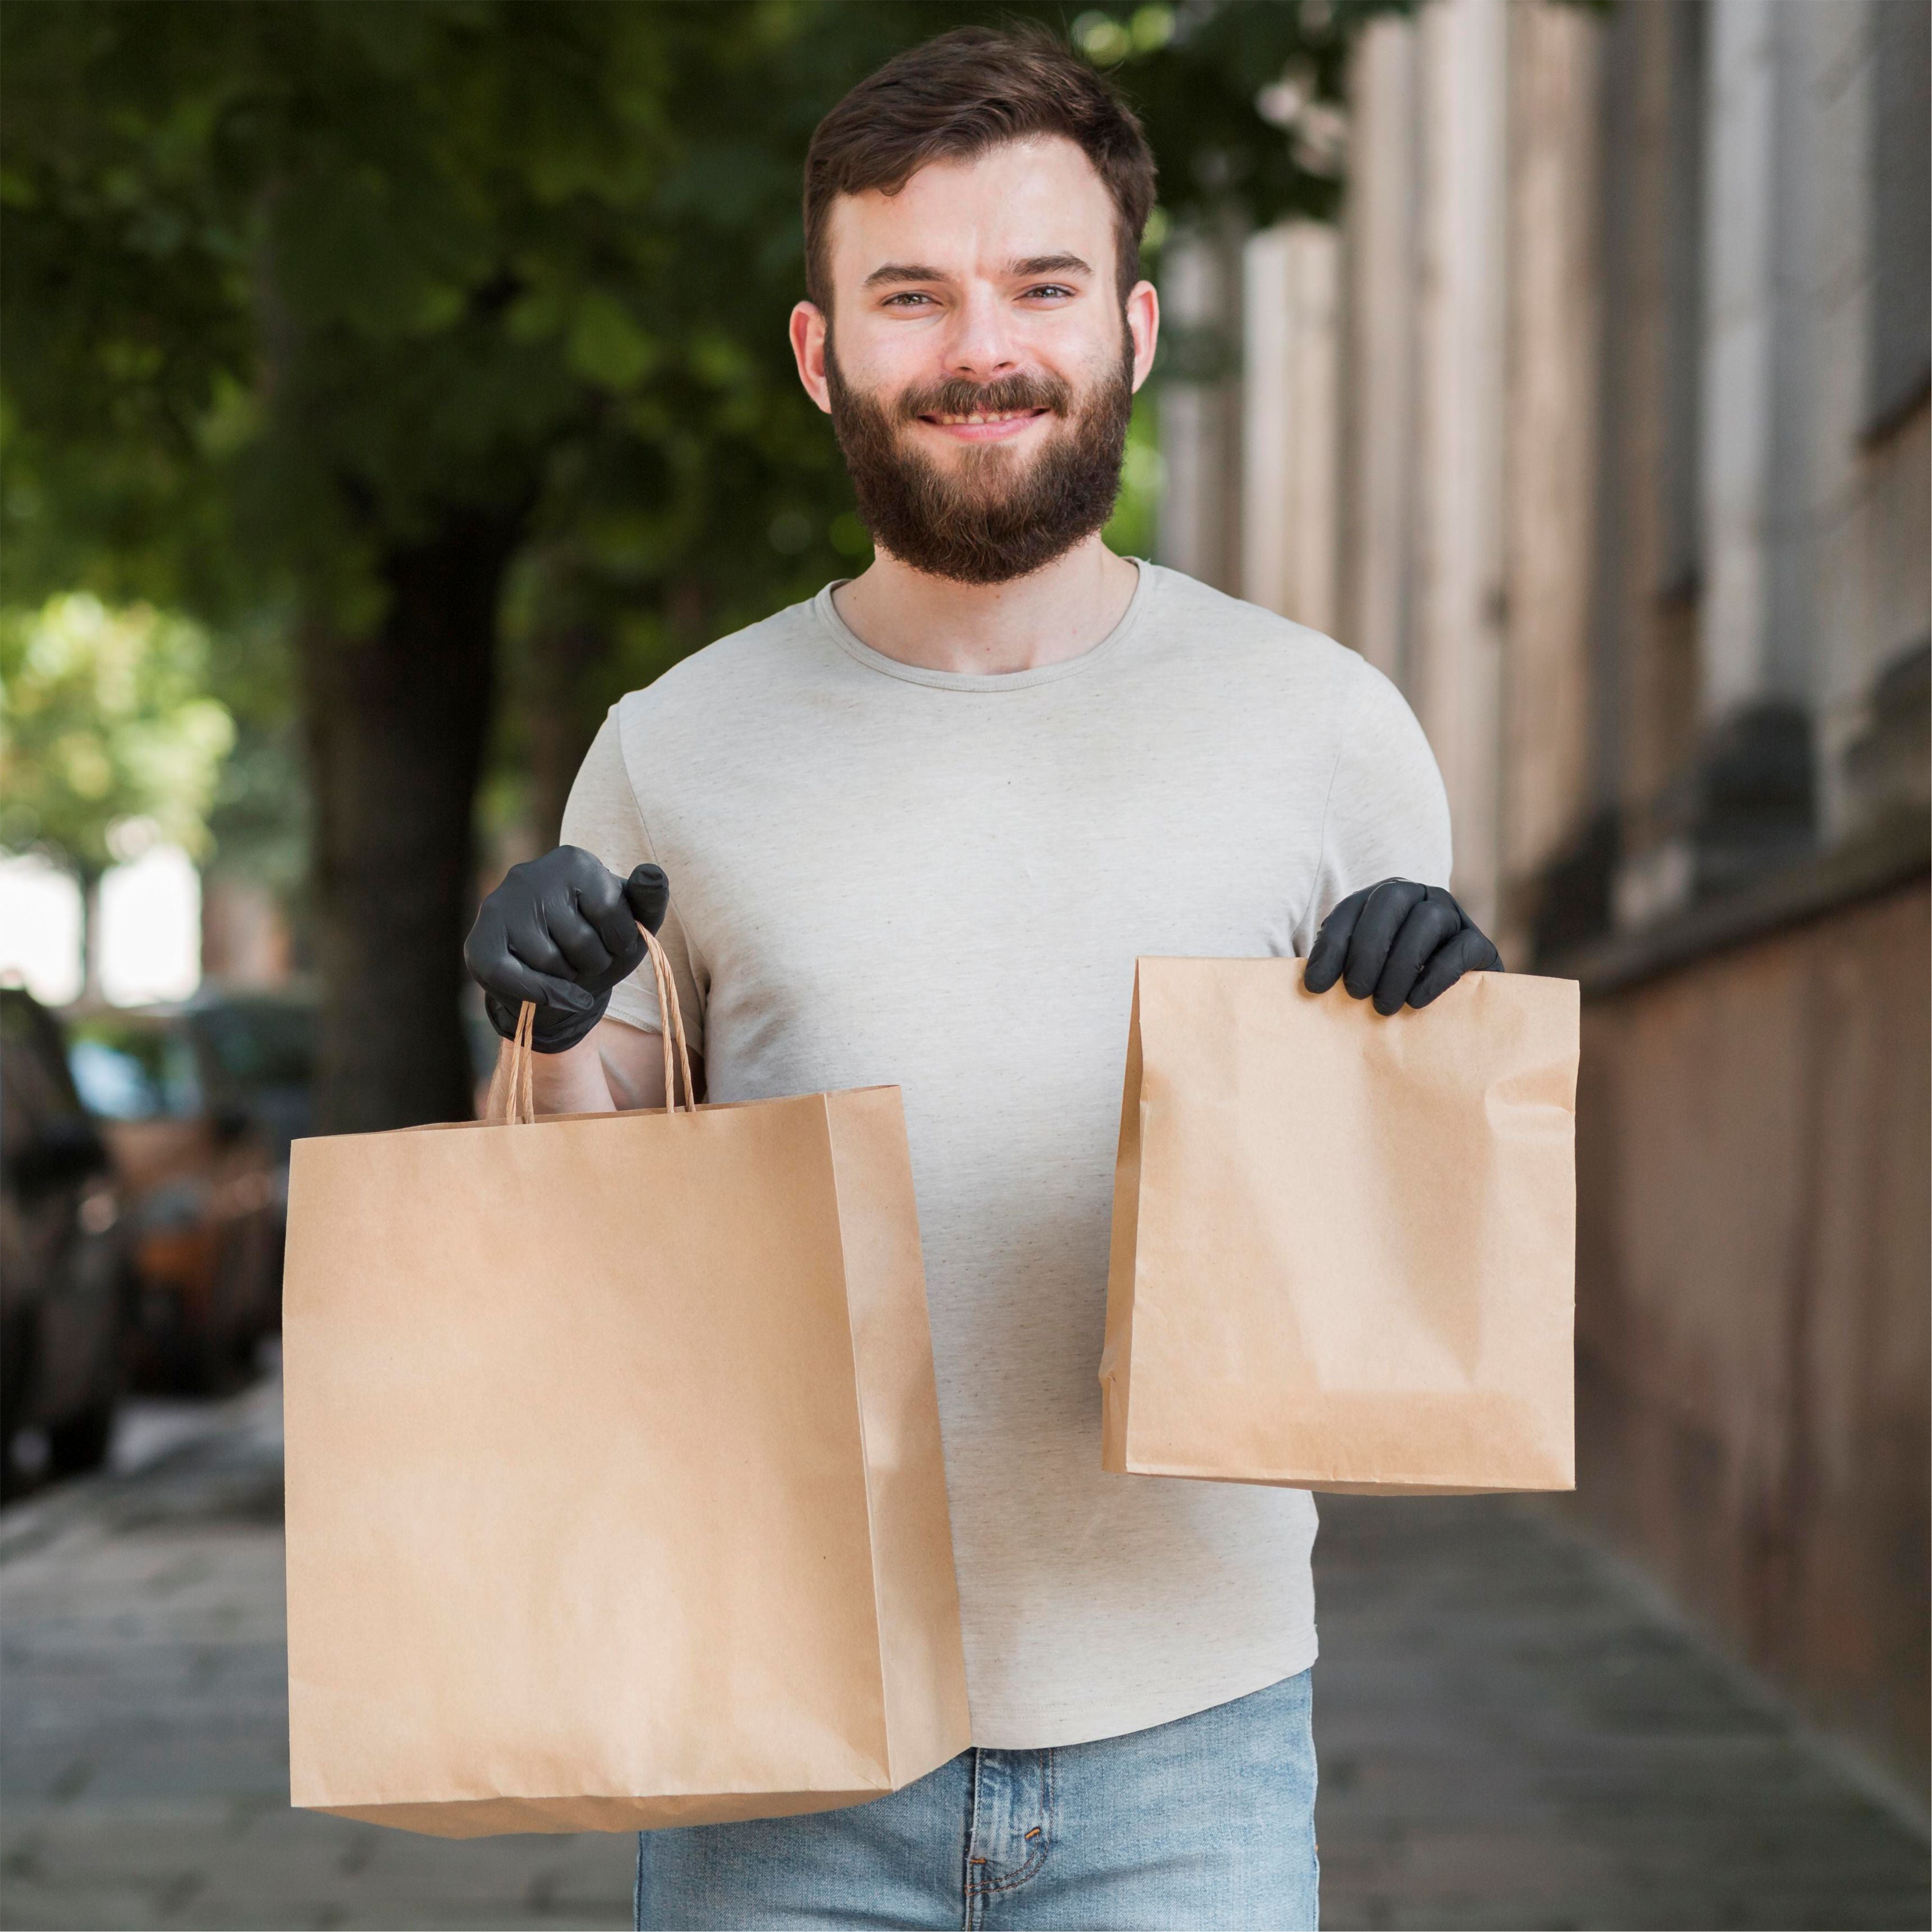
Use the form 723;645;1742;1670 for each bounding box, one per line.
1570;874;1930;1800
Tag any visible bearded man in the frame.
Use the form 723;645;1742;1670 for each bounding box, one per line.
465;26;1500;1931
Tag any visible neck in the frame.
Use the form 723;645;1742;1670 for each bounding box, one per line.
832;534;1139;676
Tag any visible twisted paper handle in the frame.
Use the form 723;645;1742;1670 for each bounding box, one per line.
489;923;694;1126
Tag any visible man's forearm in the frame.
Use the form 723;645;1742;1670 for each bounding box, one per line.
525;1030;620;1116
521;1017;670;1116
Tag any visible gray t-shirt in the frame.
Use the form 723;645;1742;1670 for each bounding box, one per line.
561;561;1453;1748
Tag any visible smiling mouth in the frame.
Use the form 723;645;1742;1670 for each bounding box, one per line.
919;407;1051;428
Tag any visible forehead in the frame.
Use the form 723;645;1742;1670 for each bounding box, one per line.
823;136;1117;283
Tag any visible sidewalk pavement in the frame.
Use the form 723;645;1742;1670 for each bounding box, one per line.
1313;1494;1928;1930
1;1372;1925;1931
1;1376;634;1931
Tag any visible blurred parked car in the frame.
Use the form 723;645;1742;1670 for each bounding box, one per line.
66;990;313;1393
0;986;129;1497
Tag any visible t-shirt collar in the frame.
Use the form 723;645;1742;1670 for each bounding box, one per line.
812;558;1156;692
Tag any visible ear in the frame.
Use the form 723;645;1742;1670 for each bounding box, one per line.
1125;280;1159;394
790;302;832;414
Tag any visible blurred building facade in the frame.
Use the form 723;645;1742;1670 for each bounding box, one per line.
1162;0;1930;1800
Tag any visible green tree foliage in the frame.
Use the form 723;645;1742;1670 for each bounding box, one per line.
0;594;235;984
1;0;1394;1128
0;595;234;874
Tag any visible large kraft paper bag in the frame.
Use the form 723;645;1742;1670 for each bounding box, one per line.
1100;958;1578;1494
283;933;970;1837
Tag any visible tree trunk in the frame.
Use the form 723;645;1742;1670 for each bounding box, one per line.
78;868;102;1005
526;617;608;853
301;507;524;1134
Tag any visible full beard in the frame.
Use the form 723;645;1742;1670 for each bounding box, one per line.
825;334;1135;586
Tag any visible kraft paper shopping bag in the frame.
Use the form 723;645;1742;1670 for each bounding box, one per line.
283;931;970;1836
1100;958;1577;1494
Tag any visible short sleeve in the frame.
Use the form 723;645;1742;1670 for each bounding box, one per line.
1291;659;1455;955
559;707;706;1056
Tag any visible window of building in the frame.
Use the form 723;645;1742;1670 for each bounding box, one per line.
1866;0;1931;437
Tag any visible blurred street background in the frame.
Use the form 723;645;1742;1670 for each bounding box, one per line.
1;0;1926;1927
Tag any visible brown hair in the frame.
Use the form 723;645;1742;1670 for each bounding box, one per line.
803;25;1158;311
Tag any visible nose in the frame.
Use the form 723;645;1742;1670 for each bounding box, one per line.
942;282;1020;381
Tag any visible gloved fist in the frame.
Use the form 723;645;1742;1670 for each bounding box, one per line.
464;846;670;1054
1304;878;1502;1015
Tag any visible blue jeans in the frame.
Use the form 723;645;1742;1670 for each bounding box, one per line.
634;1668;1317;1930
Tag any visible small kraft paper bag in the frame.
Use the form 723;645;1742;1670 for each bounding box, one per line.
282;931;970;1837
1100;958;1578;1494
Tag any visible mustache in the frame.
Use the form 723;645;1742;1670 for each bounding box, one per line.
890;371;1073;424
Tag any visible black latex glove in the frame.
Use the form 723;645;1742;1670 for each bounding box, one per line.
464;846;670;1054
1304;878;1502;1015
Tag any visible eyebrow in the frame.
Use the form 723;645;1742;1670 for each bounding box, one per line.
863;262;950;289
1010;253;1092;279
860;252;1095;290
